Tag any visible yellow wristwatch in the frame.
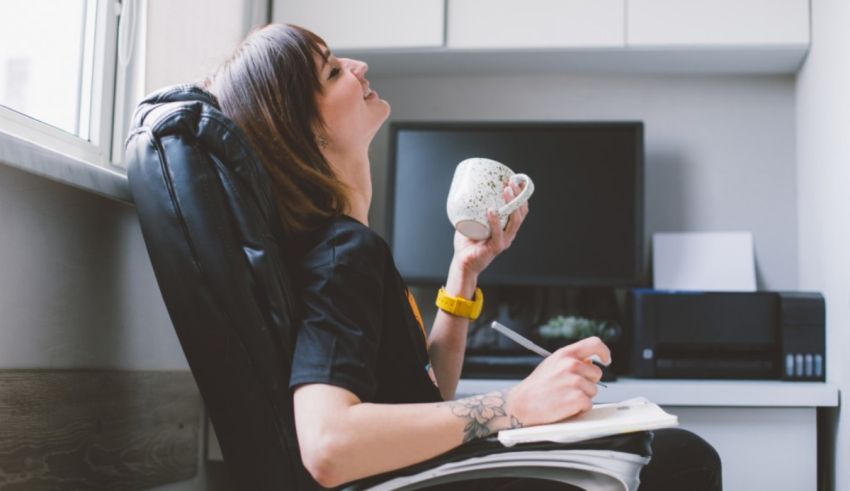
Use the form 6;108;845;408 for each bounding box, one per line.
436;287;484;320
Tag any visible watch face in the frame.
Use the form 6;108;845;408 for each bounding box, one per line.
471;288;484;320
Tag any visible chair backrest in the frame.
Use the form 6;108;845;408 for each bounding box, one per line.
125;84;316;490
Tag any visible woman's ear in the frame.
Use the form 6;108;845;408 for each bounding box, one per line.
316;134;329;149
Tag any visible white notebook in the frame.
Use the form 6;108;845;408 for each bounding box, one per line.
498;397;679;447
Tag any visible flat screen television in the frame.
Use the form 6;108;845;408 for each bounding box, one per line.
387;122;644;287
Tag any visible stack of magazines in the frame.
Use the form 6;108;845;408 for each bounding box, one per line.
351;398;678;491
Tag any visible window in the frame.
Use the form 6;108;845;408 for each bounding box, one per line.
0;0;123;167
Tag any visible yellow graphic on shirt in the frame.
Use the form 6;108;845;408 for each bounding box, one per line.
405;288;440;389
405;288;427;343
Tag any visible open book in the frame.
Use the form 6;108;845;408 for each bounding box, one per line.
499;397;679;447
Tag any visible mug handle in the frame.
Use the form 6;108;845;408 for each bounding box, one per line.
497;174;535;218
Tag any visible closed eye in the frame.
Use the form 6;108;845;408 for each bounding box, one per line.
329;65;341;79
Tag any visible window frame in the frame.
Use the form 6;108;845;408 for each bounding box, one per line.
0;0;120;170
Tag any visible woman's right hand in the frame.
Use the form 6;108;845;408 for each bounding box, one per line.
505;336;611;427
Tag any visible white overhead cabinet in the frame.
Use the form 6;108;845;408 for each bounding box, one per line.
272;0;445;49
447;0;625;49
627;0;810;47
273;0;810;74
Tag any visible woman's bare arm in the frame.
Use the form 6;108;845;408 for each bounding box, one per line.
294;384;516;488
426;262;476;400
428;182;530;399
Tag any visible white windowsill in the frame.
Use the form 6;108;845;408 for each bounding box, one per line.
0;129;131;203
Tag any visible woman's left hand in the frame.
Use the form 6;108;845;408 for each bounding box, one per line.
452;180;530;277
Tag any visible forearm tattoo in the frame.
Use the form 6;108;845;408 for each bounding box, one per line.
440;389;523;442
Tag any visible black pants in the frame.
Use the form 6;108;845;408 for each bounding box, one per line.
637;428;722;491
426;428;722;490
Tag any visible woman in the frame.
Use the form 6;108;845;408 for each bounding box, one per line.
205;23;721;490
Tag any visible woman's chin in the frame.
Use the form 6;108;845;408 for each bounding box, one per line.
378;98;391;118
373;103;391;130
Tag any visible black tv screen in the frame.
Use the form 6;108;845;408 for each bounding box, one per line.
387;122;644;286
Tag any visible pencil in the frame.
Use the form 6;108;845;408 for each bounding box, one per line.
490;321;608;388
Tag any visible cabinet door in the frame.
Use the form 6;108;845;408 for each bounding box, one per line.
272;0;444;49
628;0;809;46
448;0;625;49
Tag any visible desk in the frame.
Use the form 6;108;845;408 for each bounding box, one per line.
458;378;839;491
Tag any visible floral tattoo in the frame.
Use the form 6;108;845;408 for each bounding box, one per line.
441;389;523;442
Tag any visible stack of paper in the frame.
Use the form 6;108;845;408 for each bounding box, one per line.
361;448;649;491
652;232;757;291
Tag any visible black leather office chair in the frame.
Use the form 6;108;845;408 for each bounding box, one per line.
125;84;652;491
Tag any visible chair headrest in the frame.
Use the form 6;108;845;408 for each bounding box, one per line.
127;84;281;239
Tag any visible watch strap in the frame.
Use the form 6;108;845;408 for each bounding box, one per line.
436;287;484;320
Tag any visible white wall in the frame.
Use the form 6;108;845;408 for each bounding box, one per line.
368;73;799;290
796;0;850;489
0;165;183;369
144;0;254;91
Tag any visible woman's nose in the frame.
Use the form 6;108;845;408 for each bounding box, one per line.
349;59;369;79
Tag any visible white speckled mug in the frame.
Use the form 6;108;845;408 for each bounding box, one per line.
446;157;535;240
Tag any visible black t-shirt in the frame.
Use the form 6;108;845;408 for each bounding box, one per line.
289;215;443;404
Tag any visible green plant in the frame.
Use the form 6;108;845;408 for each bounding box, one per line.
538;315;619;342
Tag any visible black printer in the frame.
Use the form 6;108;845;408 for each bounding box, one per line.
628;290;825;381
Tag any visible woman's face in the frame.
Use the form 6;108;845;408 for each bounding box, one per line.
315;48;390;152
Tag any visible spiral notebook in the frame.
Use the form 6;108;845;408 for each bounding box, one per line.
498;397;679;447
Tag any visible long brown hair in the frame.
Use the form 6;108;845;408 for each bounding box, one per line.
204;23;348;236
